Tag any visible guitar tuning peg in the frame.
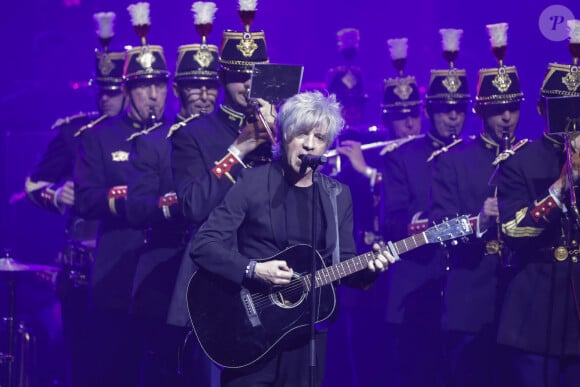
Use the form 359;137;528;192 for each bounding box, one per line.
450;240;458;246
443;217;449;222
440;242;446;248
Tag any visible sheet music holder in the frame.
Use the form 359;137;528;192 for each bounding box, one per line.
249;64;304;104
546;95;580;134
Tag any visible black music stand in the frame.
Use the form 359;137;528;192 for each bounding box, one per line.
249;64;304;105
546;95;580;135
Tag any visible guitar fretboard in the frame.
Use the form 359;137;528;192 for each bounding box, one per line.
302;232;428;290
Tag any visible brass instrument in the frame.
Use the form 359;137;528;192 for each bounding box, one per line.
147;107;157;126
489;128;514;267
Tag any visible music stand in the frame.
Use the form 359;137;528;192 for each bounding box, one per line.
249;64;304;105
546;95;580;135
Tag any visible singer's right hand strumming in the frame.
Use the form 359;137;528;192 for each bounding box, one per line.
232;98;278;158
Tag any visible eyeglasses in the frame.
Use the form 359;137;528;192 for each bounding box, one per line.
181;84;219;97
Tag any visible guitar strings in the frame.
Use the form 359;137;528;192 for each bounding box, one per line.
250;257;374;307
250;274;334;308
250;278;306;306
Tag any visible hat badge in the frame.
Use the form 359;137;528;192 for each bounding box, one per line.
492;66;511;93
194;46;214;68
341;69;359;90
237;32;258;58
442;68;461;93
562;66;580;92
98;52;115;76
393;78;413;101
137;47;156;71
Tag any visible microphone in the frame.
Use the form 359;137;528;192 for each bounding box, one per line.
298;154;328;168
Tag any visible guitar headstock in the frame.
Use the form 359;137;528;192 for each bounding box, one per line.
424;215;473;244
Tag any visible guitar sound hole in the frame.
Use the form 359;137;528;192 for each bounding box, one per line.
269;274;307;309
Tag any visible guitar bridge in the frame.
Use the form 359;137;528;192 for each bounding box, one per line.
240;288;261;327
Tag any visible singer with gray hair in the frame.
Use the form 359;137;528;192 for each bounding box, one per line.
189;90;395;387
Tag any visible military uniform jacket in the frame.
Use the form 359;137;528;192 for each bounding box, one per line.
26;112;104;240
381;132;448;324
171;105;270;226
126;120;190;321
74;114;148;311
431;134;503;333
498;135;580;356
331;127;388;252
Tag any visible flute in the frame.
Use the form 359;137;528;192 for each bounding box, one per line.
324;134;424;158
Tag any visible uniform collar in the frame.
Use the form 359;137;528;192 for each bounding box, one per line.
427;131;451;148
543;132;565;149
123;113;166;131
479;132;501;150
219;104;246;129
175;113;191;123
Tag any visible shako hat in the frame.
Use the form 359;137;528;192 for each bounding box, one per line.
426;29;470;105
382;38;422;114
475;23;524;106
218;0;269;74
92;12;124;90
175;2;219;82
123;2;170;83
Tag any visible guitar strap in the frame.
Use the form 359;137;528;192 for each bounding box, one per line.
317;173;342;267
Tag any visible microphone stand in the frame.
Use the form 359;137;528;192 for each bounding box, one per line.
309;167;322;387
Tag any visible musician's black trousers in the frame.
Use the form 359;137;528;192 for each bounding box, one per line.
221;330;328;387
507;348;580;387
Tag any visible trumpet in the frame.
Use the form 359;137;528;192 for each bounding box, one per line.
324;134;425;158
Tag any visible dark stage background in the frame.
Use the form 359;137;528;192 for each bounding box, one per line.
0;1;577;386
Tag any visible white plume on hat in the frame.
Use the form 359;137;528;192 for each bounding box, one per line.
94;12;116;39
439;28;463;52
337;28;360;51
192;2;218;25
239;0;257;11
486;22;508;47
387;38;408;60
567;19;580;44
127;2;151;26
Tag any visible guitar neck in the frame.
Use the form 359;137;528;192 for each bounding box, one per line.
304;232;428;290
